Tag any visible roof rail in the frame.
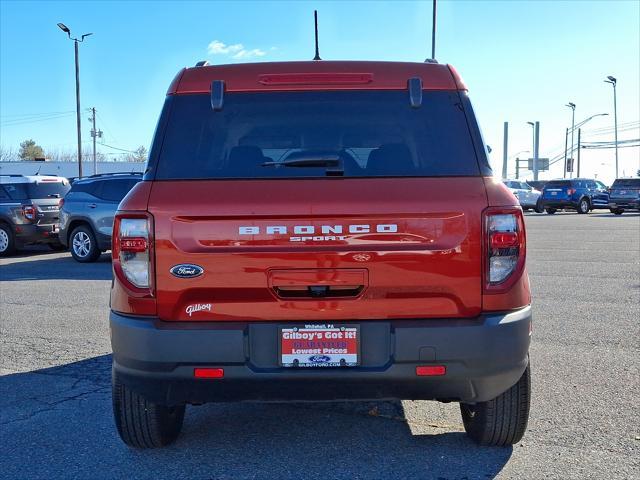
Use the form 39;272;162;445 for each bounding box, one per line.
195;60;210;67
83;172;143;179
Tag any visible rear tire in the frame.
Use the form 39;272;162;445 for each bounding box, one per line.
534;201;544;214
577;198;590;214
112;370;185;448
545;208;556;214
0;223;16;256
610;209;624;215
70;225;101;262
460;362;531;447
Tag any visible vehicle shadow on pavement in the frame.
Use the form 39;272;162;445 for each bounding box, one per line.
0;355;513;480
588;212;640;217
0;253;112;281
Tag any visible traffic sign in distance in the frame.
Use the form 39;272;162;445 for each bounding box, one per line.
528;158;549;171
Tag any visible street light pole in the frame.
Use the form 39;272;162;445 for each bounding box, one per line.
74;39;82;178
568;113;608;179
566;103;576;178
563;128;568;179
604;76;618;178
57;23;92;178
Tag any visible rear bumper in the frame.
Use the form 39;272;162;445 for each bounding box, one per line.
540;199;576;209
609;199;640;209
14;223;60;245
110;307;532;405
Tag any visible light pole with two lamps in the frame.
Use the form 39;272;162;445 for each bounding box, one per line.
604;76;618;178
57;23;92;178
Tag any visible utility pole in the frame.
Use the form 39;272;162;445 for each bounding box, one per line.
57;23;92;178
576;128;581;177
533;121;540;181
502;122;508;179
88;107;103;175
515;157;519;179
563;127;569;179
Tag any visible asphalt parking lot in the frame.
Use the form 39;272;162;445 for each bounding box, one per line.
1;211;638;480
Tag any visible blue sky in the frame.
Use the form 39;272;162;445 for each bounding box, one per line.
1;0;638;183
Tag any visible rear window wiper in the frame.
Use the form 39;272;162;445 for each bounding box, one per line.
261;155;344;176
47;194;61;198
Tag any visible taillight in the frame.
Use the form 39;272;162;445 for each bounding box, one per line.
113;214;153;291
58;198;65;209
484;208;526;292
22;205;36;221
567;188;576;195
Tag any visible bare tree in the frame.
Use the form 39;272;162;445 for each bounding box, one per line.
129;146;148;163
0;145;16;162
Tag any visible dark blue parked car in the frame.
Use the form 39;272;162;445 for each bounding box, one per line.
609;178;640;214
540;178;609;214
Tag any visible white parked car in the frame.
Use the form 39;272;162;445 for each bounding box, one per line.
503;179;543;212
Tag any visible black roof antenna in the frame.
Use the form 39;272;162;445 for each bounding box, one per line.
313;10;321;60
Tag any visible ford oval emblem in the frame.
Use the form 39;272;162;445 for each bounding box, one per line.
308;355;331;364
170;264;204;279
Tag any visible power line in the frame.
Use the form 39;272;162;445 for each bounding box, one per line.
1;112;76;127
95;111;119;143
98;142;136;153
0;110;75;119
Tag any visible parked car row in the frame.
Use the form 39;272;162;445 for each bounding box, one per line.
1;172;141;257
502;180;543;212
0;174;70;255
59;172;142;262
1;173;638;258
503;177;640;215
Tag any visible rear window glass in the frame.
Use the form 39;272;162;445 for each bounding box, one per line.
155;91;480;179
544;181;571;189
612;178;640;187
3;181;70;200
96;179;139;201
70;181;98;195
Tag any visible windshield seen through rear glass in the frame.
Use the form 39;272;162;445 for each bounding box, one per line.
3;181;70;200
154;91;481;179
612;179;640;187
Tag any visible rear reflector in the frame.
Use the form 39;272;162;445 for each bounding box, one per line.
194;368;224;379
416;365;446;376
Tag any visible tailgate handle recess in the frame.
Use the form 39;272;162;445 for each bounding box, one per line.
269;268;368;299
274;285;364;299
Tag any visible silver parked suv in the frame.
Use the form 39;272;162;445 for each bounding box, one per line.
59;173;141;262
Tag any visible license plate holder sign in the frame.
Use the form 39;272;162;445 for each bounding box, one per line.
280;325;359;367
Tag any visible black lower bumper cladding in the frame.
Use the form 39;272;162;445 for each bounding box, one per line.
110;307;532;405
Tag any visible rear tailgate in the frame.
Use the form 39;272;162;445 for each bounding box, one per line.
542;181;572;201
149;177;487;322
33;199;62;225
610;180;640;200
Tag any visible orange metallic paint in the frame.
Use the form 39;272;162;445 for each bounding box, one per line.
167;61;467;95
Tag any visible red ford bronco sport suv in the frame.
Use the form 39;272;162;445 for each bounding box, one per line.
110;60;531;448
